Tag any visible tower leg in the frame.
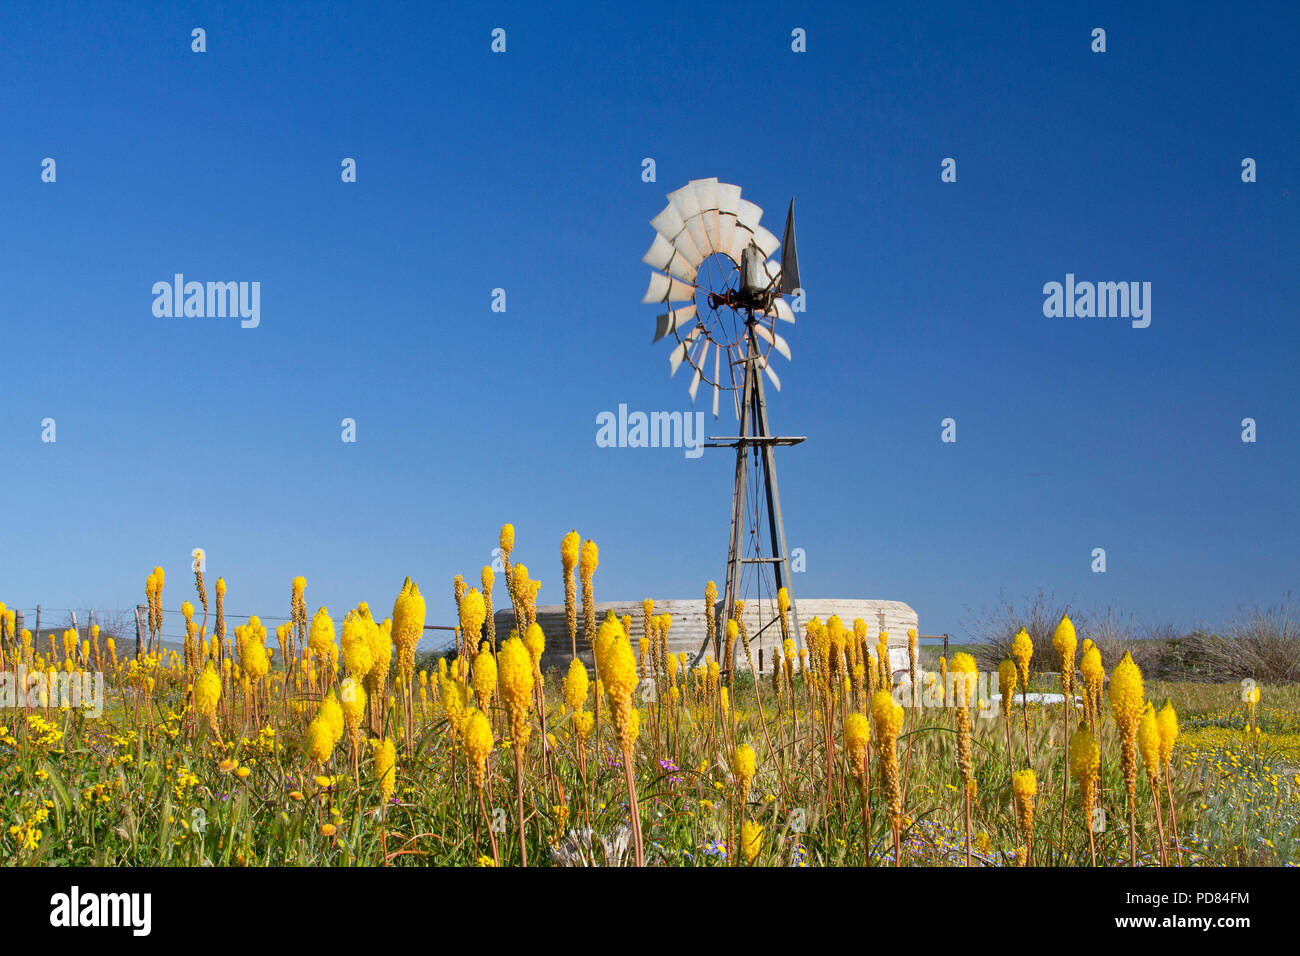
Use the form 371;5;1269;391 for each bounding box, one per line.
751;356;801;650
720;340;754;665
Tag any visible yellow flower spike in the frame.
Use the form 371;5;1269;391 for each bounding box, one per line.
565;657;589;712
374;737;396;804
1012;769;1037;864
843;712;870;777
463;708;493;789
498;637;533;746
1010;627;1033;688
741;819;763;864
731;743;756;797
457;586;485;650
1052;614;1077;696
472;644;497;711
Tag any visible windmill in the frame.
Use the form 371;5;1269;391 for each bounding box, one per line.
640;178;805;667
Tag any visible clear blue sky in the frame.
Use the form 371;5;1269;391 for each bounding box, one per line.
2;1;1296;648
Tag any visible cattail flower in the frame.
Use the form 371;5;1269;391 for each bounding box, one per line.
597;623;637;750
579;538;598;649
1157;700;1178;779
458;586;486;655
341;676;366;750
195;663;221;730
1138;703;1161;789
1011;770;1036;865
365;615;394;701
472;642;496;711
561;530;580;655
479;566;496;651
997;657;1017;712
464;707;493;789
1052;614;1077;698
498;636;533;746
732;743;756;799
844;712;870;778
392;578;426;684
741;820;763;865
341;607;374;682
1010;627;1033;690
319;691;345;747
776;586;790;641
306;716;334;766
565;657;589;712
1109;650;1145;864
878;634;891;691
783;638;795;691
1070;728;1100;815
374;737;396;804
499;524;514;563
309;607;338;682
871;690;905;863
1080;643;1103;728
523;621;545;682
951;653;978;790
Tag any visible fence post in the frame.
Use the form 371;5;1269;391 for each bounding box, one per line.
33;605;41;649
943;633;949;659
135;605;147;660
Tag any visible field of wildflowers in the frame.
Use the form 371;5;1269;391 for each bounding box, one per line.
1;526;1295;868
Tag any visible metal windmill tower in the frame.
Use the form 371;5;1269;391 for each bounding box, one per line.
640;178;804;666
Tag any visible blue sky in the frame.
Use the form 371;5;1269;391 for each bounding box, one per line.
2;1;1296;648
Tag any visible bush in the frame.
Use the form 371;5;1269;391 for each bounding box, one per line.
1181;602;1300;683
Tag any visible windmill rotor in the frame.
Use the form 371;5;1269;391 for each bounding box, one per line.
642;178;800;419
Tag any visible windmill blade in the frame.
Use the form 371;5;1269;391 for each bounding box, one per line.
752;224;780;259
668;324;700;376
642;233;698;283
652;304;697;343
716;212;737;260
716;181;742;215
643;271;696;304
651;204;703;265
779;199;801;295
688;339;709;401
773;296;795;323
683;212;712;258
763;360;782;392
751;323;792;361
735;198;763;233
725;227;753;264
692;178;721;251
762;258;783;287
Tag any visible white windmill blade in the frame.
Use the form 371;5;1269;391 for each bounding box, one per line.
642;271;696;304
751;322;792;360
762;258;782;286
652;304;697;343
752;323;791;361
668;186;711;255
683;212;712;257
753;225;781;259
763;360;782;391
688;339;709;401
728;230;753;263
773;296;795;323
692;179;721;250
668;324;700;376
735;198;763;233
642;233;698;283
717;181;742;214
716;213;736;260
651;204;704;265
668;183;702;222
